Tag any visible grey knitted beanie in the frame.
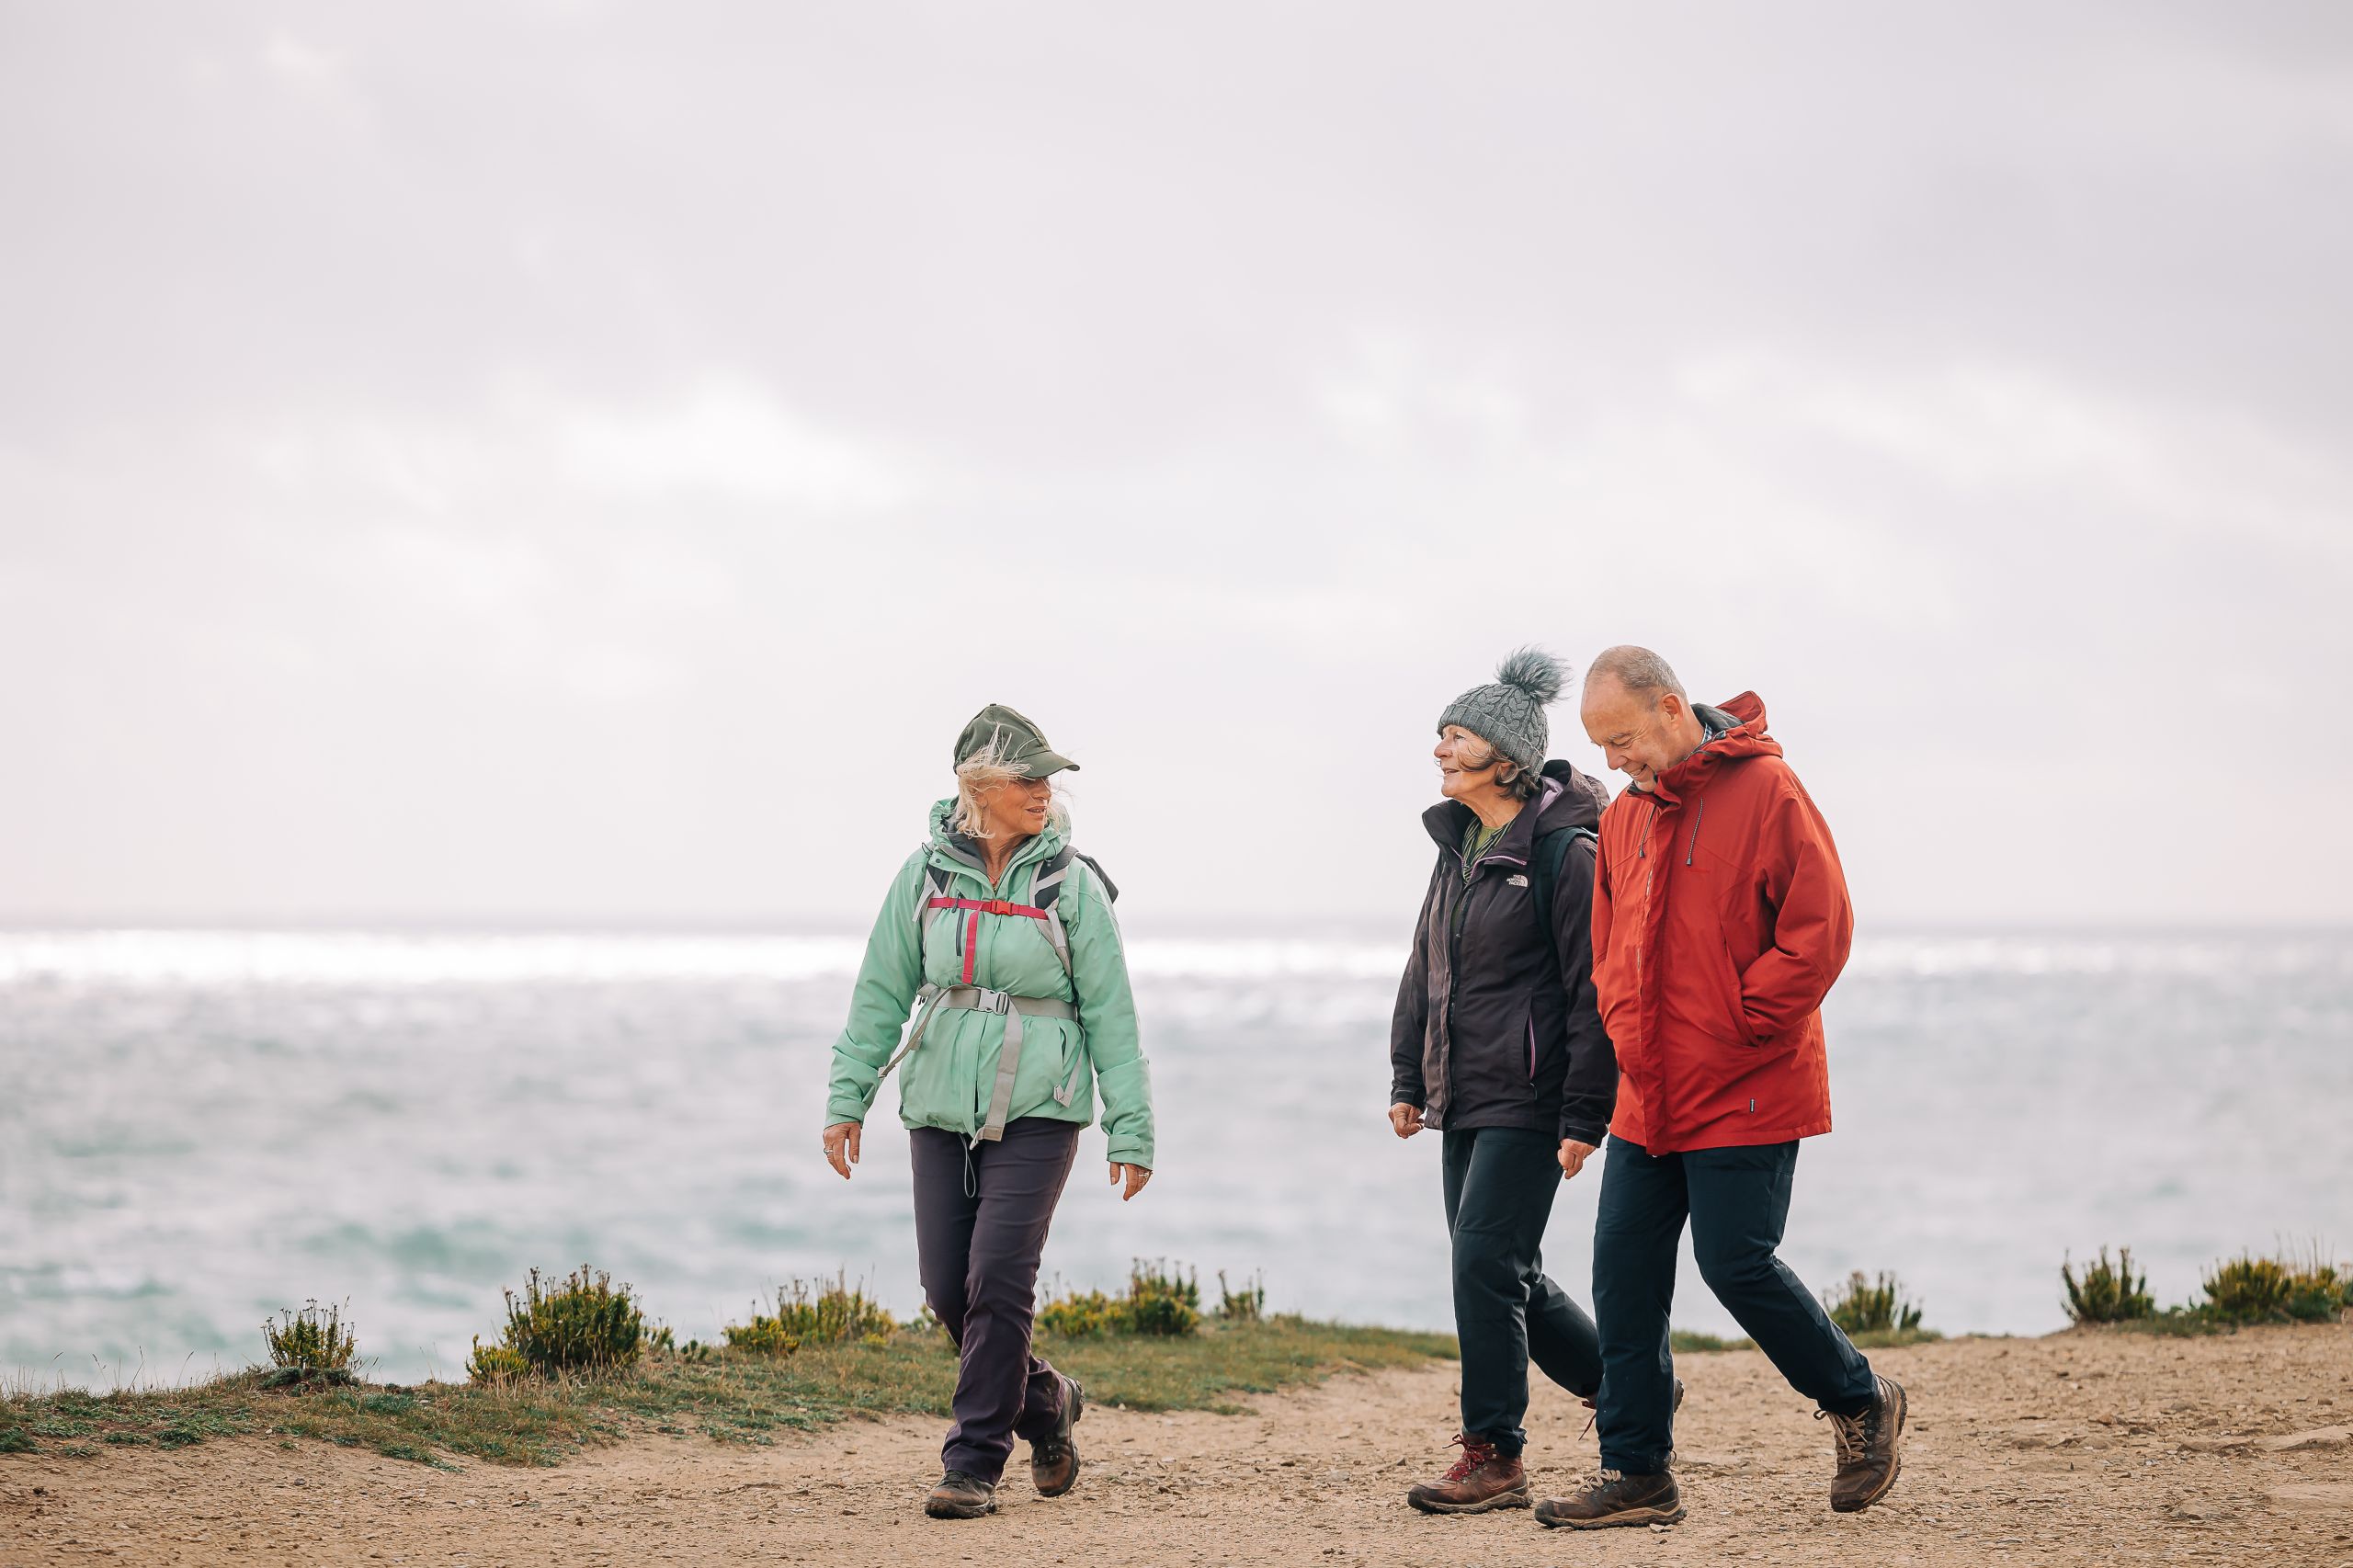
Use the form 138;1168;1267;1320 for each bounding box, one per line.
1438;648;1569;777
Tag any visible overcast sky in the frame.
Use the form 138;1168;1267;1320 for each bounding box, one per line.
3;2;2347;930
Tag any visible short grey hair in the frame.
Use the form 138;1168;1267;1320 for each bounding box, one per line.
1586;644;1688;701
1449;730;1545;801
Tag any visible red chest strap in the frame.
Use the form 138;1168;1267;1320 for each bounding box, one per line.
926;897;1048;920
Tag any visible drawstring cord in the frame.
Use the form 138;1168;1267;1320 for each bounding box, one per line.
962;1142;978;1199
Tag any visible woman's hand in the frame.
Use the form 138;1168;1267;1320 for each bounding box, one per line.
1558;1138;1597;1181
1389;1102;1426;1139
823;1121;861;1179
1109;1163;1153;1201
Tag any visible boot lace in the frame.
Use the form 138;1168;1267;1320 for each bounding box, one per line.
1440;1432;1497;1483
1816;1405;1873;1466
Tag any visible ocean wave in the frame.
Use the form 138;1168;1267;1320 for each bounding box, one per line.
0;927;2341;989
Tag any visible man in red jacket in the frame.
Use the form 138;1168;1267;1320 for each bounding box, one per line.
1533;646;1906;1531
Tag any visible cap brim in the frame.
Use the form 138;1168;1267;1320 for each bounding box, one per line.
1020;751;1079;778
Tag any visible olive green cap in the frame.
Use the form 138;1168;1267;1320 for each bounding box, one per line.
953;703;1079;778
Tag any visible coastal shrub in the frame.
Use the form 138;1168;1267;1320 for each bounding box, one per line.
0;1427;34;1455
1038;1288;1125;1338
1824;1270;1924;1335
1216;1270;1267;1324
2202;1247;2348;1324
2202;1254;2294;1323
262;1300;358;1384
485;1266;645;1375
465;1340;531;1383
726;1274;894;1354
2063;1248;2156;1324
1125;1260;1200;1337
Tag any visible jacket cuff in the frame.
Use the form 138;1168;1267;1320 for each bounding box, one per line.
1105;1133;1154;1168
1391;1084;1426;1108
824;1093;873;1127
1558;1117;1608;1147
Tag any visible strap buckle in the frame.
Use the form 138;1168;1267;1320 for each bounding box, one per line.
972;987;1010;1013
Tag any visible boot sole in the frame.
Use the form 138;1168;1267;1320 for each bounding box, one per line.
924;1497;998;1519
1034;1377;1085;1498
1831;1380;1907;1514
1407;1487;1531;1515
1536;1502;1686;1530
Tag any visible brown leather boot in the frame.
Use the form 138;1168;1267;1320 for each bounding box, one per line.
1534;1468;1685;1528
1405;1433;1530;1514
924;1470;997;1519
1030;1374;1084;1497
1822;1374;1906;1513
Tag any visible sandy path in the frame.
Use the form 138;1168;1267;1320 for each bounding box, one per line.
6;1323;2349;1566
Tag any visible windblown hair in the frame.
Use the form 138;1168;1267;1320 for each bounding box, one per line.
950;737;1071;840
1449;730;1545;801
1586;644;1687;701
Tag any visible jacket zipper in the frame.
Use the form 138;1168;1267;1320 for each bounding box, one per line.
1685;798;1707;866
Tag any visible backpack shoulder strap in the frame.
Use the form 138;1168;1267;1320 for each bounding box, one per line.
1530;825;1597;936
1028;845;1079;975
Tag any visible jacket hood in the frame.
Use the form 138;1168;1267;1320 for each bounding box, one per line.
1423;757;1609;855
925;797;1069;871
1650;691;1782;803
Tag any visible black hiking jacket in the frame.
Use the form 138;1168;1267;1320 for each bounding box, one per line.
1389;759;1619;1146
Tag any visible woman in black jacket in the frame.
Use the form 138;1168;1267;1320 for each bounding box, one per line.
1389;649;1620;1515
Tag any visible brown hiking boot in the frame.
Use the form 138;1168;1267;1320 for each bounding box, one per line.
924;1470;997;1519
1533;1468;1685;1529
1030;1375;1084;1497
1405;1433;1530;1514
1821;1374;1906;1513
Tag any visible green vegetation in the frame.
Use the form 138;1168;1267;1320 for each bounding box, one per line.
1824;1270;1928;1338
723;1274;895;1357
2063;1247;2156;1324
2203;1248;2347;1324
1667;1330;1754;1353
1037;1260;1203;1338
476;1267;645;1379
261;1300;359;1385
0;1316;1454;1470
2063;1242;2348;1335
1216;1269;1267;1324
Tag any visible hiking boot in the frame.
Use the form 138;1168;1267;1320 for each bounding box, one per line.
1031;1374;1085;1497
1405;1432;1530;1514
1821;1374;1907;1513
924;1470;997;1519
1533;1469;1685;1529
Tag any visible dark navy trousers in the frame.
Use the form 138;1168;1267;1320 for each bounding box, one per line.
1592;1135;1877;1475
910;1118;1079;1484
1441;1125;1605;1458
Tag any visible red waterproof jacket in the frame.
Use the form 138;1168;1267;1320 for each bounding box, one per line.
1590;692;1853;1153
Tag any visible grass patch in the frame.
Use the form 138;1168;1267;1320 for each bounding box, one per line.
1668;1330;1754;1354
1824;1270;1927;1335
0;1316;1455;1468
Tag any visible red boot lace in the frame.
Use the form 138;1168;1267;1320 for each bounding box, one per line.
1441;1432;1498;1483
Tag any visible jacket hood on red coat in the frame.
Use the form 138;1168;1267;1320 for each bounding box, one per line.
1646;691;1781;804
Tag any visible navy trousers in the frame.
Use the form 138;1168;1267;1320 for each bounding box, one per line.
1592;1136;1876;1475
1442;1126;1604;1458
909;1118;1080;1484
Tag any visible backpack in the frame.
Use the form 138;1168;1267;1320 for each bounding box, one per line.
1529;825;1597;936
915;842;1116;978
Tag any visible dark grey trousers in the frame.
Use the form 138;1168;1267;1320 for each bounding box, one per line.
1442;1125;1604;1458
909;1117;1080;1484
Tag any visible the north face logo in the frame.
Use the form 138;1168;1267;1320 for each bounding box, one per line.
1506;874;1529;887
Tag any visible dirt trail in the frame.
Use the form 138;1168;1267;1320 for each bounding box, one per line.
6;1323;2350;1566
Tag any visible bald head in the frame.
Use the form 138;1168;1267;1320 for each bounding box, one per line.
1585;644;1687;702
1580;645;1703;792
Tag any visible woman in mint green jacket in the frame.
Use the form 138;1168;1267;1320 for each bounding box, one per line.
823;703;1154;1521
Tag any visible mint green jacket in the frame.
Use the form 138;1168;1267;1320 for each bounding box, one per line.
824;801;1154;1168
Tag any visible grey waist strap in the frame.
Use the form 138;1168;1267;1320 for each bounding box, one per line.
875;984;1084;1145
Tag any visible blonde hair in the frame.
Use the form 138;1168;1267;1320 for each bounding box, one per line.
950;739;1072;839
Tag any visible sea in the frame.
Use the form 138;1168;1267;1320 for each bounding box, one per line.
3;926;2347;1390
